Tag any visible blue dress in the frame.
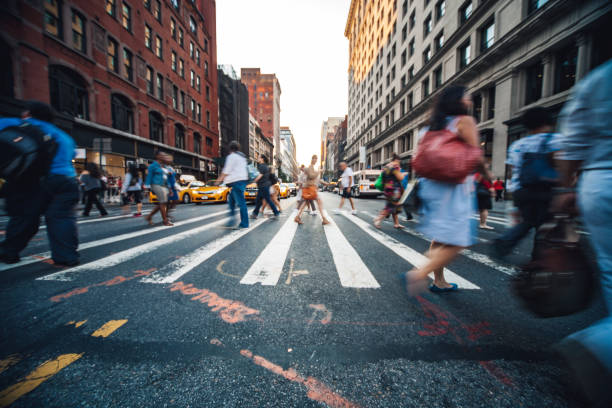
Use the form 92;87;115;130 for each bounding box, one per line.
417;117;477;247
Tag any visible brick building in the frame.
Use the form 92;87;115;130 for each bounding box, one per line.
240;68;281;166
0;0;219;180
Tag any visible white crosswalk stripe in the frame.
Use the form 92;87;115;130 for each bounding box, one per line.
321;210;380;289
0;210;228;272
339;211;480;289
240;211;299;286
142;217;269;284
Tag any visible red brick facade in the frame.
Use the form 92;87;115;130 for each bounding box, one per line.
0;0;219;176
240;68;279;143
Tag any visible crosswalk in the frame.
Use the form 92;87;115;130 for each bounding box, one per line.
3;203;518;291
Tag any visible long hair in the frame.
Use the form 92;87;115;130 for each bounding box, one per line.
128;163;140;180
86;162;101;179
429;85;468;131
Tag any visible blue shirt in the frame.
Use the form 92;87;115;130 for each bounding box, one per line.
145;161;167;186
0;117;76;177
558;59;612;170
505;133;562;192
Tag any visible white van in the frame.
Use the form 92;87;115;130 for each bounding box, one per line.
351;170;382;197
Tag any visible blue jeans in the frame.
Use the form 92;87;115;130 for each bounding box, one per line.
566;170;612;374
2;175;79;263
253;184;279;216
227;180;248;228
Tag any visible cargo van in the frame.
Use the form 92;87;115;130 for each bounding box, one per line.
351;170;382;197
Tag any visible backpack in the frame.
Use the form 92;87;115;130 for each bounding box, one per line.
269;172;278;185
519;134;558;188
0;123;57;182
247;163;259;182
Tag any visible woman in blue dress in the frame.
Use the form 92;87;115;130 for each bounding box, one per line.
405;85;487;293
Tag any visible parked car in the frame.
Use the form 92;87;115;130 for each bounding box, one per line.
286;183;298;196
351;170;382;197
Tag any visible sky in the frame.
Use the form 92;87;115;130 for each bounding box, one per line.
216;0;351;166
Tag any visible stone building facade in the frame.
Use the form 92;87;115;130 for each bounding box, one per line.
218;64;249;159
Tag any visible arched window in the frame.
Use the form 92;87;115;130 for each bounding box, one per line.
111;93;134;133
149;111;163;143
49;65;89;119
193;132;201;155
175;124;185;150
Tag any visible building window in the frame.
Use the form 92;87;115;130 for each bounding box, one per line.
107;38;118;73
204;61;209;77
206;136;213;149
155;35;163;59
170;18;176;40
434;66;442;89
123;48;133;81
175;124;185;149
145;25;152;49
178;28;184;47
480;20;495;52
204;38;208;52
171;51;177;72
459;41;471;68
408;65;414;79
189;42;194;59
435;31;444;52
402;0;408;17
190;98;196;120
172;85;178;109
423;46;432;64
190;70;195;88
189;16;197;34
460;1;473;24
194;133;201;154
49;65;89;119
424;14;432;37
472;93;482;122
196;75;200;92
152;0;161;22
45;0;63;39
525;61;543;105
205;85;210;101
555;45;578;94
144;0;150;10
156;73;163;99
408;92;413;109
111;94;133;133
196;49;201;66
179;91;185;113
206;110;210;128
400;100;406;116
402;24;407;42
422;77;430;98
146;66;154;94
171;0;180;10
106;0;115;17
409;38;415;56
179;58;184;78
401;74;407;87
196;103;201;123
121;3;131;31
149;111;163;142
487;87;496;120
401;50;407;67
71;9;86;53
528;0;549;14
409;10;416;30
436;0;446;20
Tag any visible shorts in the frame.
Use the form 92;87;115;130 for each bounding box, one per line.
477;194;492;211
342;188;352;198
151;184;169;203
123;190;142;205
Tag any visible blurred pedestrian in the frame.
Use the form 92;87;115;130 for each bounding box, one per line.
145;151;172;226
251;155;279;219
0;101;79;266
475;170;494;230
493;178;505;201
216;141;249;229
80;163;108;217
164;158;179;217
373;153;405;229
335;162;356;214
294;155;330;225
404;85;485;293
493;107;561;258
553;59;612;406
121;164;143;217
296;164;316;214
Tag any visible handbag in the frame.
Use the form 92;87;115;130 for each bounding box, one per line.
302;185;317;200
413;128;482;183
374;173;384;191
512;216;595;318
519;134;558;188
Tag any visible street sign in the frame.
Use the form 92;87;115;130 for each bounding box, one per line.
359;146;366;164
92;138;112;153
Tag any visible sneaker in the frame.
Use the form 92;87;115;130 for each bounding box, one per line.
333;208;341;214
250;213;258;219
311;210;318;216
53;259;79;267
351;210;357;215
0;253;20;264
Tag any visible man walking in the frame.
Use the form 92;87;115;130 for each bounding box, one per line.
493;107;561;258
251;155;279;219
0;101;79;266
493;178;505;201
336;162;357;214
553;59;612;406
216;141;249;229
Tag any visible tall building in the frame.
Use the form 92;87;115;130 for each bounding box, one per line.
326;116;347;177
240;68;281;165
344;0;612;179
0;0;220;180
279;126;298;181
320;117;344;171
218;64;249;159
248;113;273;165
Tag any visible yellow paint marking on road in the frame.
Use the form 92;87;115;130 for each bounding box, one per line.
0;353;83;407
0;354;21;374
216;260;241;279
66;320;87;328
91;320;128;338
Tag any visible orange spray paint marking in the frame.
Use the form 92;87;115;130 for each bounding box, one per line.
239;349;360;408
210;338;223;346
49;269;155;302
169;282;259;324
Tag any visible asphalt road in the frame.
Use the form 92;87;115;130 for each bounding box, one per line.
0;192;605;407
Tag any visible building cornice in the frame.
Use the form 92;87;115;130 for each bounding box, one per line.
344;0;358;38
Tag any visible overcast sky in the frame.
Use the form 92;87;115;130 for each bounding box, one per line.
216;0;351;166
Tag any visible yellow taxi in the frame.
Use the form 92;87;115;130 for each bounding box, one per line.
149;181;230;204
244;183;258;201
279;183;290;199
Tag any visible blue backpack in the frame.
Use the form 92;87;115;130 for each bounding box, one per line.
519;134;558;188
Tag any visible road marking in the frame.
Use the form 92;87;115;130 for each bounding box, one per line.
216;260;241;279
91;320;128;338
285;259;309;285
321;210;380;288
142;218;268;283
0;355;21;375
240;211;298;286
38;216;232;281
38;212;153;230
340;212;480;289
0;353;83;407
50;269;154;302
471;215;509;226
66;320;88;328
308;304;332;325
0;210;229;272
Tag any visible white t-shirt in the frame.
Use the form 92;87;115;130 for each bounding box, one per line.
221;152;248;184
341;167;354;188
